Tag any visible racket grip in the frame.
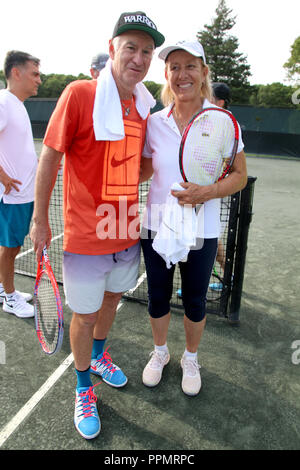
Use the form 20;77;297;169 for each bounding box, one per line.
38;245;47;271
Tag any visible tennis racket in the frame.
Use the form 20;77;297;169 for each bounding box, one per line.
179;107;239;186
34;246;64;355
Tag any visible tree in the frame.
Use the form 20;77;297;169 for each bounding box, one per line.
249;82;300;109
197;0;251;104
143;81;162;101
0;70;6;89
284;36;300;83
37;73;90;98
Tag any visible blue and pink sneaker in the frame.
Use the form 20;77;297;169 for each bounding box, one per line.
90;348;127;388
74;384;101;439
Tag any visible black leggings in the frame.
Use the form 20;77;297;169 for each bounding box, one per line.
141;232;218;322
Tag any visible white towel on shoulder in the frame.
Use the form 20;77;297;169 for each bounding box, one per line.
92;59;156;141
152;182;199;269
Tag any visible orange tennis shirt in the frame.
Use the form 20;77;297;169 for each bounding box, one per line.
44;79;147;255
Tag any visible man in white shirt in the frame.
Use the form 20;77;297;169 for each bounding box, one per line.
0;50;41;318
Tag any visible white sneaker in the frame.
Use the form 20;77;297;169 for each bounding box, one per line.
3;292;34;318
0;290;32;304
181;354;201;396
142;349;170;387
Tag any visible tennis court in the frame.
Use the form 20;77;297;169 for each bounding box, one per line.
0;155;299;451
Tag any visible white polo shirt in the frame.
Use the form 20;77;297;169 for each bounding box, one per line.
142;99;244;238
0;89;38;204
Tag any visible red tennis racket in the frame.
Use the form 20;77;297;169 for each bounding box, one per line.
179;107;239;186
34;246;64;355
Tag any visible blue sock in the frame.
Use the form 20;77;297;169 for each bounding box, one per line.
75;367;92;390
91;338;106;360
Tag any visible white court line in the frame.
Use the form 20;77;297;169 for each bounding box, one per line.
0;353;74;448
0;272;146;448
126;272;147;294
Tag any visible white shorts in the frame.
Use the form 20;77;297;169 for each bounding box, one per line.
63;243;140;314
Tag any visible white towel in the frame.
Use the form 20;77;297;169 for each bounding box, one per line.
152;182;200;269
93;59;156;141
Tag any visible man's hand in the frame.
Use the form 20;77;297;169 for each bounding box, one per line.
0;168;22;194
30;221;52;262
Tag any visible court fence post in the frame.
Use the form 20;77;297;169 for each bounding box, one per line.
218;192;240;317
228;176;257;325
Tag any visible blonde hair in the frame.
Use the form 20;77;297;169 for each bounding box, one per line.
161;58;213;106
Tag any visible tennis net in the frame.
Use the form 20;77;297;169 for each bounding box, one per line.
15;140;256;320
14;173;236;315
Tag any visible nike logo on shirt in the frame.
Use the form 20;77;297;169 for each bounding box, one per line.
111;153;137;167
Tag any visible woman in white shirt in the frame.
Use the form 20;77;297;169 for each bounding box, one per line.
140;41;247;396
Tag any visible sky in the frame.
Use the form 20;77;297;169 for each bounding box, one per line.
0;0;299;86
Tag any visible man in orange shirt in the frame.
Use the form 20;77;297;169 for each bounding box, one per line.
30;11;164;439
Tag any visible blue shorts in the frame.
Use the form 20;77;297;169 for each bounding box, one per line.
141;231;218;322
0;200;34;248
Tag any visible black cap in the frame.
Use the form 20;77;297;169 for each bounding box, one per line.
212;82;231;102
112;11;165;47
91;53;109;71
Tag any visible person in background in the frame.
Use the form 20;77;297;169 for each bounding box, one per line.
90;53;110;79
0;50;41;318
30;11;164;440
139;42;247;397
212;82;231;109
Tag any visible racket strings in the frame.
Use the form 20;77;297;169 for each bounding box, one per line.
35;274;60;350
182;111;236;185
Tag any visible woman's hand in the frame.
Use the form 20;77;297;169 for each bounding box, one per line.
171;182;218;207
172;150;248;206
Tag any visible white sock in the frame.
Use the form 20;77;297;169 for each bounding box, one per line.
183;349;197;360
154;344;168;354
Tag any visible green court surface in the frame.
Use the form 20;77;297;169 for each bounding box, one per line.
0;156;299;451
